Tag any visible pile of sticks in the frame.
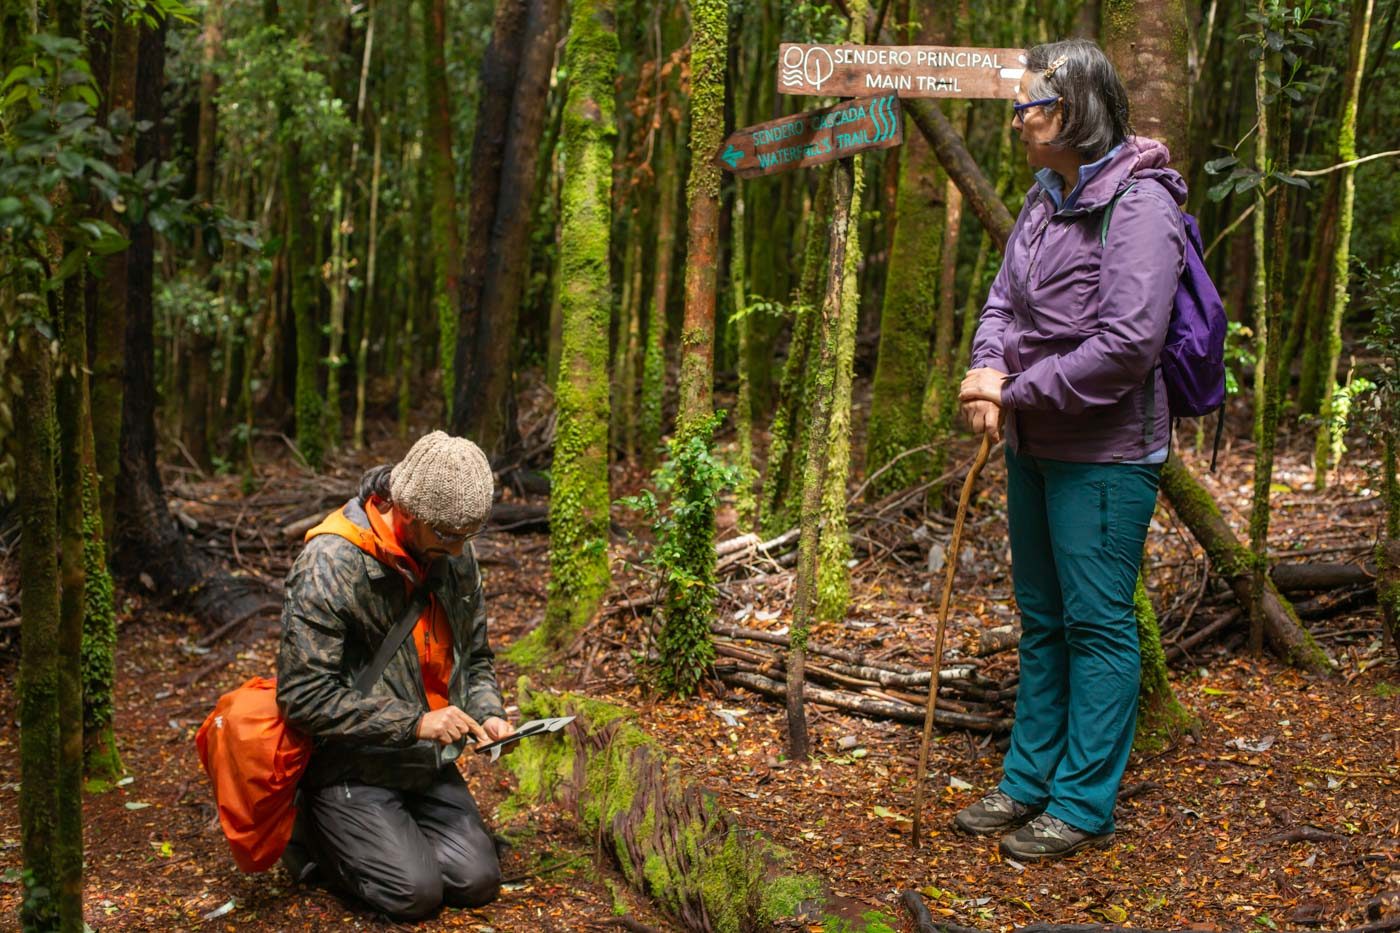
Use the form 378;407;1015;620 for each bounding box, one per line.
709;622;1015;733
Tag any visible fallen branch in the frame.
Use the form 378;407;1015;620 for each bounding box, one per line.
901;890;988;933
1165;609;1242;663
1257;825;1348;845
1272;561;1375;592
717;668;1012;732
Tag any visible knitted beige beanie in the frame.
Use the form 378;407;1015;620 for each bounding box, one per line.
389;431;494;533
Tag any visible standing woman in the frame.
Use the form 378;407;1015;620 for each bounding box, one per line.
955;38;1186;861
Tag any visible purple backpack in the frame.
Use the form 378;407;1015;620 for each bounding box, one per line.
1102;183;1228;465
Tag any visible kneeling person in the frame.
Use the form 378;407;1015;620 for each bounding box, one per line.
277;431;514;920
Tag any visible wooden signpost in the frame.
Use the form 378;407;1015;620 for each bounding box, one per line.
713;92;903;178
777;43;1028;99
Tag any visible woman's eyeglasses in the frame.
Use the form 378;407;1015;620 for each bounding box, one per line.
1012;96;1060;119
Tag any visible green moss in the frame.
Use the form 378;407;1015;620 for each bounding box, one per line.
817;147;868;623
78;467;120;779
543;0;619;649
507;686;825;929
760;873;823;922
502;626;551;670
1134;572;1198;754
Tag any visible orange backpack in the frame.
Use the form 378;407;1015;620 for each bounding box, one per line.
195;507;428;872
195;677;311;872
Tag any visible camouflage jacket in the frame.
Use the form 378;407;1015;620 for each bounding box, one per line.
276;497;506;791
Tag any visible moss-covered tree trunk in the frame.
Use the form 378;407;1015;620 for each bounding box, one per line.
759;167;830;538
542;0;618;649
641;114;682;467
1312;0;1372;489
1247;34;1272;654
788;153;858;759
814;2;870;625
1133;571;1197;753
1162;455;1332;671
419;0;465;422
652;0;727;696
865;5;943;499
17;278;65;931
730;188;757;532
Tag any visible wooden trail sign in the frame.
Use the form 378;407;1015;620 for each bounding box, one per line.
713;93;902;178
777;43;1028;99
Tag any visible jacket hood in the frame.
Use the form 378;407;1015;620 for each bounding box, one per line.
1071;136;1187;211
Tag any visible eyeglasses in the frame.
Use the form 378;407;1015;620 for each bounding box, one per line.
1012;96;1060;119
426;523;479;547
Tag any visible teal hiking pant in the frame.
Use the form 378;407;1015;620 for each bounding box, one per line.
998;447;1161;834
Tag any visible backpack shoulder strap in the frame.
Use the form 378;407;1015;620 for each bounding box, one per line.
1099;182;1138;247
353;588;429;695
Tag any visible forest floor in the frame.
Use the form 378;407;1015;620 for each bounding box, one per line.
0;405;1396;932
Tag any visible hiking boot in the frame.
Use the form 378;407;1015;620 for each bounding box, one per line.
952;789;1044;835
999;813;1114;862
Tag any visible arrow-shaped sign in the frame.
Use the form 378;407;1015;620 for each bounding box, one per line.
713;93;903;179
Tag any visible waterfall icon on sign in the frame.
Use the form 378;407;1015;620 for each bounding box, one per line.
781;45;834;92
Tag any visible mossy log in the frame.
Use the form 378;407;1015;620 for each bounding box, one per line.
1160;454;1333;673
507;681;823;932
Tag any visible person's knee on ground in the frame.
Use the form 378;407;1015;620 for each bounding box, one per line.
441;848;501;909
360;856;445;922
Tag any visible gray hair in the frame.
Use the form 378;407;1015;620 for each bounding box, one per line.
1024;39;1131;161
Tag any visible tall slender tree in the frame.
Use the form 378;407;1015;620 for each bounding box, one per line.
541;0;618;650
419;0;465;421
1314;0;1374;488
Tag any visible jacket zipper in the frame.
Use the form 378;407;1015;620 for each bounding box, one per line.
1020;196;1055;328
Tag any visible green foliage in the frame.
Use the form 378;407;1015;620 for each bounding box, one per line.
216;25;353;201
621;413;740;696
1204;0;1337;202
1224;319;1257;397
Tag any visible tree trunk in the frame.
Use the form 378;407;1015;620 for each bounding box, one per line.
452;0;530;433
17;285;64;932
816;159;866;624
182;0;222;471
675;0;725;438
1102;0;1189;161
419;0;468;422
759;167;829;538
1134;571;1197;752
1313;0;1373;489
1380;428;1399;657
788;156;857;760
467;0;562;455
91;13;140;541
116;15;275;630
542;0;617;649
902;98;1013;249
731;187;758;532
640;113;682;467
53;241;87;932
354;116;384;450
1161;455;1332;672
1247;30;1273;655
865;1;943;500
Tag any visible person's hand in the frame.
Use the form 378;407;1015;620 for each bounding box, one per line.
961;399;1004;442
959;367;1008;405
481;716;516;756
416;706;491;747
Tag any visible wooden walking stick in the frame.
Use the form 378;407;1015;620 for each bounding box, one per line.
911;432;993;848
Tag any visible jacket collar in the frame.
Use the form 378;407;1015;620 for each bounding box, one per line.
1034;140;1142;216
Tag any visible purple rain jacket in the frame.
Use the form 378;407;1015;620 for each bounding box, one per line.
971;136;1188;463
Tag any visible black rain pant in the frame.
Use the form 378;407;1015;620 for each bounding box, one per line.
297;767;500;921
